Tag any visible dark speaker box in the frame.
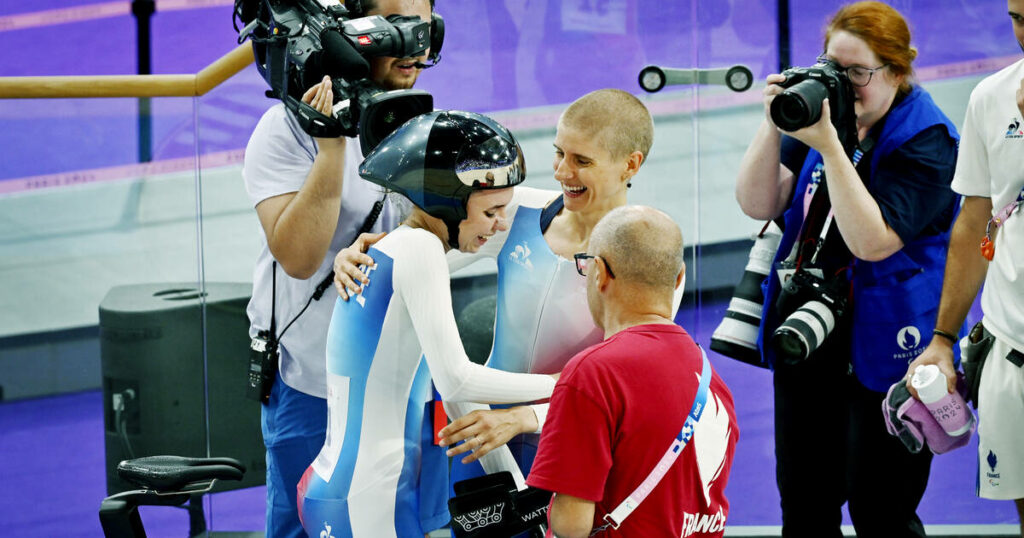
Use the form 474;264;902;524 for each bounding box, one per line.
99;282;265;495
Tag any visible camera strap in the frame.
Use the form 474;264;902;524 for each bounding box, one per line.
272;196;386;343
591;347;712;535
784;136;874;268
269;260;277;342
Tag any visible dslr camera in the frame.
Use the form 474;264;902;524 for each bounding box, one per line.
234;0;443;152
770;58;858;151
771;268;848;365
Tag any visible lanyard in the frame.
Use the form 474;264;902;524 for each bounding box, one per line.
591;347;713;534
784;140;871;268
980;186;1024;261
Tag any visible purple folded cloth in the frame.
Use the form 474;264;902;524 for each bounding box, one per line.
882;372;976;455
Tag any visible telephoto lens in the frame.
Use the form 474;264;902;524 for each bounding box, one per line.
770;79;829;131
772;285;845;365
710;221;783;366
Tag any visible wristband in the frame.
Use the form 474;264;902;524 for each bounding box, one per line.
932;328;958;344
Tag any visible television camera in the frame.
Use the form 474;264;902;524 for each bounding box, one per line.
234;0;444;153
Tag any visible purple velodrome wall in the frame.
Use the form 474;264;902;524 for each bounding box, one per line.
1;1;1022;535
1;0;1019;184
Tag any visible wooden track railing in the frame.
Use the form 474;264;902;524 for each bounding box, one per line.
0;43;254;98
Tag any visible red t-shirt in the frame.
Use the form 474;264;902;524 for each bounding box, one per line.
526;324;738;538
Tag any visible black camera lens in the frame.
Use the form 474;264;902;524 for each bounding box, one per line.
770;79;829;131
772;326;811;363
771;299;838;363
358;90;434;154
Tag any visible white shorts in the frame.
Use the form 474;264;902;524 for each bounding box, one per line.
976;336;1024;500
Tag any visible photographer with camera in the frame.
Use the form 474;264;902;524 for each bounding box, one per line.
734;2;959;536
240;1;437;536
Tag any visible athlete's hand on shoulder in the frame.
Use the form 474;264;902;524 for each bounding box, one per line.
904;339;957;400
334;232;386;300
438;406;538;464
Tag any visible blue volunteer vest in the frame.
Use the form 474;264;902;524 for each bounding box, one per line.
758;86;961;392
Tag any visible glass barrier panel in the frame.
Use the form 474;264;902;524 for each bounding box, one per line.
0;94;204;535
688;1;780;528
195;63;269;533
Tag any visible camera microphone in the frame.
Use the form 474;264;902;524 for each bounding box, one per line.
638;64;754;93
320;29;370;81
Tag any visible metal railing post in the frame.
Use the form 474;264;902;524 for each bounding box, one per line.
132;0;156;163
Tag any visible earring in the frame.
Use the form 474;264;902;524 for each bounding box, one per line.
626;181;632;189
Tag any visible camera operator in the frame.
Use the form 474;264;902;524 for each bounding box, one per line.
734;2;959;536
242;1;436;536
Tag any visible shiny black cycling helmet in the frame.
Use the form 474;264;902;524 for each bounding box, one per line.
359;110;526;245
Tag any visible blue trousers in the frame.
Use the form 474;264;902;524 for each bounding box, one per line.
262;374;327;538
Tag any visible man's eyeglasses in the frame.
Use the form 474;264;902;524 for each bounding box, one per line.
574;253;615;278
816;54;888;87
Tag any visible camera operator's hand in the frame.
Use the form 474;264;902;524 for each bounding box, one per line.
762;73;787;127
781;98;843;156
302;76;345;152
333;232;387;300
904;339;958;400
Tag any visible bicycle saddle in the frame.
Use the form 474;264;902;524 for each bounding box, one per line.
116;456;245;492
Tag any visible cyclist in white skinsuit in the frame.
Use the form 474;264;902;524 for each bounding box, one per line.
298;111;557;538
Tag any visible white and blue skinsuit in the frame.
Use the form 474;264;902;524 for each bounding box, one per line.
444;187;685;490
297;225;556;538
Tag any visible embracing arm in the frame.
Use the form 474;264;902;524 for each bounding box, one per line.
254;77;348;279
399;235;556;404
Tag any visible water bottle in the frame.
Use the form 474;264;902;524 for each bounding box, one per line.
911;364;975;436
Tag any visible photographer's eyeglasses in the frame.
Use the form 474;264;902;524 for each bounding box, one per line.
574;253;616;278
817;54;888;87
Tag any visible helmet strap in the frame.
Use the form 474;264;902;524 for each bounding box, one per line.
445;219;461;250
